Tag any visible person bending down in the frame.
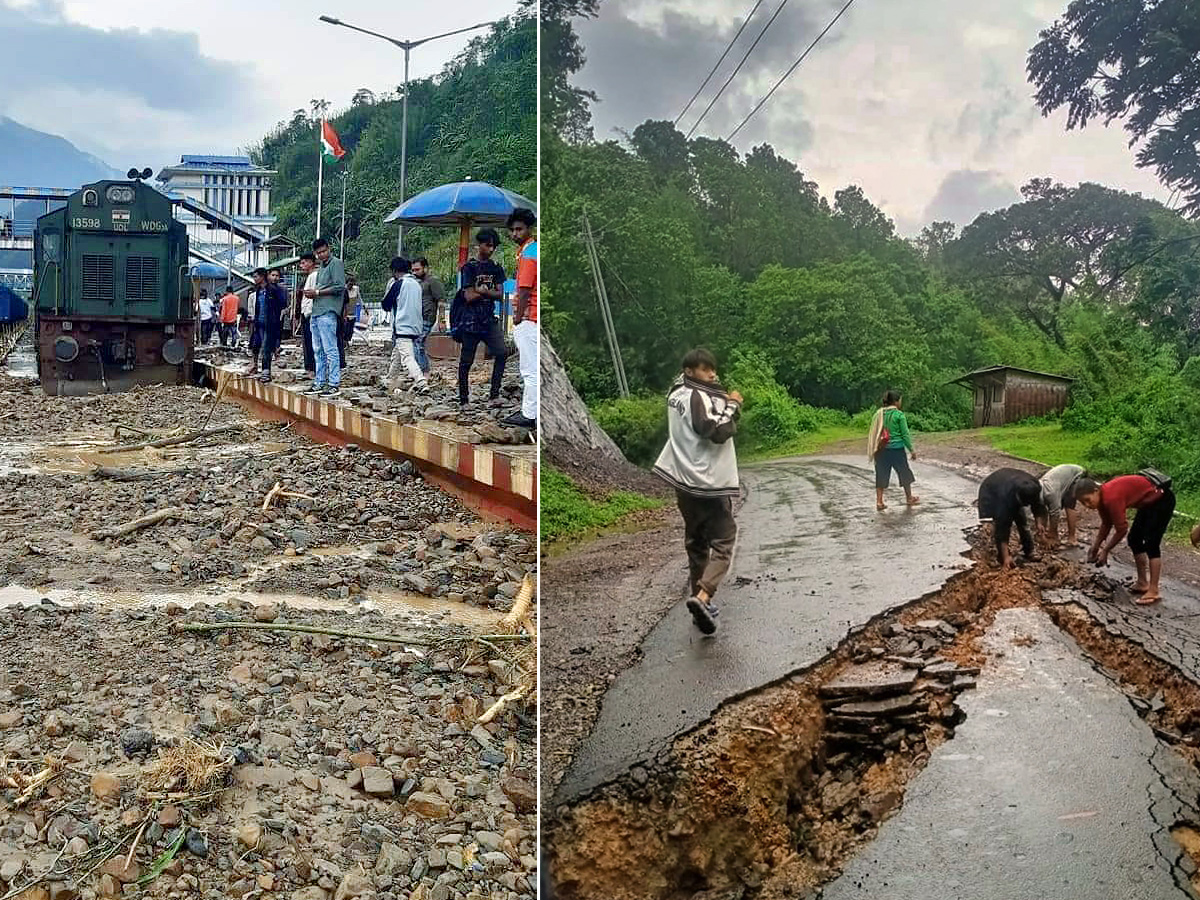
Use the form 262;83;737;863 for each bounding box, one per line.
978;467;1047;568
1038;463;1084;548
652;348;743;636
1076;472;1175;605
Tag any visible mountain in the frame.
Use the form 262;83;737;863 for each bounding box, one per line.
0;117;119;188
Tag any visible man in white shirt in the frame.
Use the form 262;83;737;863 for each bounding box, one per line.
197;289;215;345
381;257;427;393
296;253;317;376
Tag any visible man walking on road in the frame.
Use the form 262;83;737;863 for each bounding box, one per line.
1076;471;1175;605
652;348;743;636
978;467;1047;569
411;257;444;376
503;208;538;430
382;257;428;394
304;237;346;396
1038;463;1085;548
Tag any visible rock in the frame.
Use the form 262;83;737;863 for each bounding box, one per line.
406;791;451;818
47;884;76;900
258;873;275;891
253;604;278;622
43;713;64;736
229;664;253;684
119;727;154;755
0;710;21;728
185;830;208;857
861;789;902;821
90;772;121;803
250;536;274;551
374;842;412;878
291;889;328;900
826;694;923;718
821;780;860;814
501;776;537;813
236;821;261;849
66;837;89;857
158;806;181;830
348;751;378;768
819;661;919;699
1;858;24;881
333;873;372;900
361;766;394;796
99;857;140;883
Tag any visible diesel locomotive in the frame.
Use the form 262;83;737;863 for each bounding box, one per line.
33;169;193;395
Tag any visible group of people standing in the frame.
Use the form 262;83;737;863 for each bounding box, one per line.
380;207;538;429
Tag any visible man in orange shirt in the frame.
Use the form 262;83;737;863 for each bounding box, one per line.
503;208;537;430
218;286;241;348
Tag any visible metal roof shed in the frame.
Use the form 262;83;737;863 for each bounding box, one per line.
949;366;1074;427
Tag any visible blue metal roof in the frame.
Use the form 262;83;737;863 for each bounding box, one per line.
180;155;254;167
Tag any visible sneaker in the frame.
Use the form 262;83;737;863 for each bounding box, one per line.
258;373;272;383
302;383;325;394
501;412;537;429
686;597;717;635
320;386;340;397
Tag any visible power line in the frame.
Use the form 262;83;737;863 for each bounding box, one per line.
673;0;767;128
685;0;791;140
726;0;856;142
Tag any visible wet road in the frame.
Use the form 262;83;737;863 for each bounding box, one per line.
821;607;1200;899
556;455;979;802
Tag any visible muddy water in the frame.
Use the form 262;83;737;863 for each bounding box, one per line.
0;431;291;476
0;580;505;628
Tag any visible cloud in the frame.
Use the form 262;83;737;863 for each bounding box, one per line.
0;0;248;112
573;0;1172;231
578;0;848;146
921;170;1021;226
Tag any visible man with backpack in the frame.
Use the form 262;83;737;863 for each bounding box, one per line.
450;228;507;408
381;257;428;393
1075;470;1175;604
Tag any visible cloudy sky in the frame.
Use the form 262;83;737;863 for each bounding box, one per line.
0;0;519;171
574;0;1173;234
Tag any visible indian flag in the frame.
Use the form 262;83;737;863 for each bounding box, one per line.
320;120;346;163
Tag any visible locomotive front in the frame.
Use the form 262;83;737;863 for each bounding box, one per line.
33;172;192;395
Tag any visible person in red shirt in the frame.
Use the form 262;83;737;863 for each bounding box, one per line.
1075;473;1175;604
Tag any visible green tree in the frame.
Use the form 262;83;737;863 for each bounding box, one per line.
1028;0;1200;215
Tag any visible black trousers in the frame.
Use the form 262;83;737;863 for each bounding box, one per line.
200;319;214;344
994;507;1035;558
261;329;281;374
458;321;507;403
676;490;738;598
300;315;315;372
1129;489;1175;560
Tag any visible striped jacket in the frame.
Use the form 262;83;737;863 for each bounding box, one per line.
653;375;741;497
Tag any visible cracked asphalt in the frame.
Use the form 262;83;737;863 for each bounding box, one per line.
556;455;979;802
821;607;1200;899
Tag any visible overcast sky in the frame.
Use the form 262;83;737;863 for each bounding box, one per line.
0;0;518;171
574;0;1173;234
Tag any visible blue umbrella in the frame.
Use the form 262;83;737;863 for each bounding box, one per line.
383;180;536;227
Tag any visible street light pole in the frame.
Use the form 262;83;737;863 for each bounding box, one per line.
318;15;497;256
339;171;350;254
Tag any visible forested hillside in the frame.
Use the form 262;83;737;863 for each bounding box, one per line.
249;6;535;295
542;0;1200;496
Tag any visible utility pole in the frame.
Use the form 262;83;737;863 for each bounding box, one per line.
339;171;350;254
581;209;629;397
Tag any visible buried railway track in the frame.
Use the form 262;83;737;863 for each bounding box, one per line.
545;533;1200;900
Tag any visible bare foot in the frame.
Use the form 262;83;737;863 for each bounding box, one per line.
1135;592;1161;605
906;496;921;506
876;503;887;511
1128;583;1150;595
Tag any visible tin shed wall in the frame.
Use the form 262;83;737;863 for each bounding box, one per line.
1002;373;1070;424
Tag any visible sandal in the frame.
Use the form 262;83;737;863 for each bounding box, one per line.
1127;583;1150;595
906;496;921;506
876;503;887;511
1135;593;1161;606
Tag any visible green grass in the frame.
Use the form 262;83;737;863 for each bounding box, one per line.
541;465;664;543
981;421;1200;542
978;423;1097;468
742;424;862;462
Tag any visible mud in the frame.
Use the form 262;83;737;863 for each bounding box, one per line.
547;531;1200;900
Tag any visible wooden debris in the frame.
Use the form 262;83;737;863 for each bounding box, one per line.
92;466;194;482
98;424;242;454
92;507;192;541
262;481;314;512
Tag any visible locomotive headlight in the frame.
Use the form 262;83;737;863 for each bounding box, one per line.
106;185;135;204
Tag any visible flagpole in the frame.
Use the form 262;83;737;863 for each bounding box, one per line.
316;122;324;241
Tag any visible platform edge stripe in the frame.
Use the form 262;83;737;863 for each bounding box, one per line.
493;454;512;493
474;446;494;486
510;458;535;499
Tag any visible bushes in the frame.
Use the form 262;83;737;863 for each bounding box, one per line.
591;395;667;467
541;466;663;542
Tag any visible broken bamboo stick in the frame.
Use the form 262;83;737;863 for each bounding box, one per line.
92;507;192;540
92;466;194;482
175;620;531;647
477;684;531;725
98;425;242;455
